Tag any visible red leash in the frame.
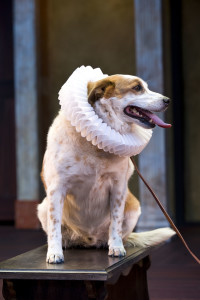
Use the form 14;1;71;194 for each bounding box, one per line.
130;157;200;265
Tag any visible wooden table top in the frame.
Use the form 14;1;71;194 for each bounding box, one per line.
0;244;155;281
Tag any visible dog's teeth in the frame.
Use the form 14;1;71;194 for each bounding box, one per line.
149;119;153;123
129;107;142;116
133;108;140;115
130;108;137;114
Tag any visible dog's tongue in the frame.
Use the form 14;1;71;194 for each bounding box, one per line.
145;111;172;128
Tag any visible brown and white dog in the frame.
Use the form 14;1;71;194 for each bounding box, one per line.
38;68;175;264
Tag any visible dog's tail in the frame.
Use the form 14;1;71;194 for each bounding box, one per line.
125;227;176;248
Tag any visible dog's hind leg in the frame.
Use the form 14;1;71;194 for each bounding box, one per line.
122;191;141;240
37;197;48;233
123;191;175;247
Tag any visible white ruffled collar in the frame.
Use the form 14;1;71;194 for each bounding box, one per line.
58;66;152;157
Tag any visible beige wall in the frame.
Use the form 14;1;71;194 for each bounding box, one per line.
37;0;135;147
182;0;200;222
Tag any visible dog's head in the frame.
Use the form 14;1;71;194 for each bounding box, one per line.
87;75;171;133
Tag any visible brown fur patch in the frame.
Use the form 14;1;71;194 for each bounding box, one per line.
50;190;54;196
87;75;145;105
87;79;115;105
40;160;47;192
103;76;144;99
53;219;58;225
124;190;140;214
116;199;122;206
75;155;81;162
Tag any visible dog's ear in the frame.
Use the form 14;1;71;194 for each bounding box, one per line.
87;79;115;106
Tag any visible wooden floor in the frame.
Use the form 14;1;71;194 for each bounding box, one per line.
148;226;200;300
0;226;199;300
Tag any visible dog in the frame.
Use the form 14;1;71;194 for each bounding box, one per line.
38;67;175;264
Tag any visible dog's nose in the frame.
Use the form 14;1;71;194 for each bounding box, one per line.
163;97;170;105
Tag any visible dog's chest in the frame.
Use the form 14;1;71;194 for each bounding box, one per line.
67;158;118;203
63;158;120;229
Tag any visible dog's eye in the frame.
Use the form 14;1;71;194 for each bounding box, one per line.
133;84;142;92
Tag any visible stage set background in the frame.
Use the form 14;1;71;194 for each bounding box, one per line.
0;0;200;228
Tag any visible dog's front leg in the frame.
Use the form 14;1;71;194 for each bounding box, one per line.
46;187;65;264
108;183;127;257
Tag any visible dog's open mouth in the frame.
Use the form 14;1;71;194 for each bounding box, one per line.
124;106;171;128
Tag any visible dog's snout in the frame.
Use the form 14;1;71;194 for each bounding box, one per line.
163;97;170;105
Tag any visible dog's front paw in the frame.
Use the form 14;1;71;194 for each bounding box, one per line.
108;245;126;257
108;236;126;257
46;251;64;264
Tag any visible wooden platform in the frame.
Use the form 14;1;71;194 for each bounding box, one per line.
1;226;200;299
0;244;156;300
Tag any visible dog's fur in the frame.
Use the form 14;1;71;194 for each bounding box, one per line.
38;73;174;264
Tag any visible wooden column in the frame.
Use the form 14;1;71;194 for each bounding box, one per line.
134;0;168;229
13;0;39;228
